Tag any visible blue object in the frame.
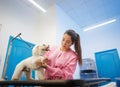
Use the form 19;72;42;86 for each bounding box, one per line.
2;36;35;80
116;78;120;87
95;49;120;82
80;58;97;79
80;69;97;79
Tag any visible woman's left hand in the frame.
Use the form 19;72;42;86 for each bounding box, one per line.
43;57;51;65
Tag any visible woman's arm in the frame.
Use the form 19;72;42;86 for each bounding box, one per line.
44;57;77;79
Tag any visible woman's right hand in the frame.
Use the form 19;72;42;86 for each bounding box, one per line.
43;57;50;64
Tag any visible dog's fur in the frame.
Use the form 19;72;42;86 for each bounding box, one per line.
11;44;49;80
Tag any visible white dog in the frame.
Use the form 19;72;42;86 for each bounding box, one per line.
11;44;49;80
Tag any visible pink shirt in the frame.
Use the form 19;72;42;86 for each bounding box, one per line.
45;46;77;80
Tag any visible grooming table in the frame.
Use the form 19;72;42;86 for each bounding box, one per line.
0;78;111;87
84;78;111;86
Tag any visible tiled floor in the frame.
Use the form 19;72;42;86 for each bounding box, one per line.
100;82;116;87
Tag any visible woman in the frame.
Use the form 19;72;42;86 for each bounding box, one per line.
39;29;82;80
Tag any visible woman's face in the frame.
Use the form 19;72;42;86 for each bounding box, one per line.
61;33;73;51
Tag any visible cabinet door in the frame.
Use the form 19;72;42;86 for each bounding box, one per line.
2;36;35;80
95;49;120;81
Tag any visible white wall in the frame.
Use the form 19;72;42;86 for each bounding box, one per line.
56;5;83;45
36;5;56;45
81;16;120;60
0;0;56;78
56;5;82;79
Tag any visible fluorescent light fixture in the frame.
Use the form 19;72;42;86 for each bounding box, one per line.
83;19;116;32
28;0;46;13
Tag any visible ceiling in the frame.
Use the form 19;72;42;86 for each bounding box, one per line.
56;0;120;28
33;0;120;29
1;0;119;29
34;0;55;10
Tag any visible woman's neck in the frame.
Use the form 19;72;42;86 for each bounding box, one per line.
60;47;70;52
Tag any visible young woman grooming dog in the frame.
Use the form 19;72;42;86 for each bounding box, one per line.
36;29;82;80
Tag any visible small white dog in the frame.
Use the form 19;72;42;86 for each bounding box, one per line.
11;44;49;80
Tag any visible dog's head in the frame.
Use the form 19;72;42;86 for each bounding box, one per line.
32;44;49;56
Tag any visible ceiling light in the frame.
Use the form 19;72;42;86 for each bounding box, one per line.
83;19;116;32
28;0;46;13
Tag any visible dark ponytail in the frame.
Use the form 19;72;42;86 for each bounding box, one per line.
74;34;82;65
64;29;82;65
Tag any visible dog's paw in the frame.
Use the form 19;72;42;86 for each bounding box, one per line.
36;59;42;66
12;78;19;81
27;78;34;81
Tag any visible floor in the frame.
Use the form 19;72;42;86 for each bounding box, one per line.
100;82;116;87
